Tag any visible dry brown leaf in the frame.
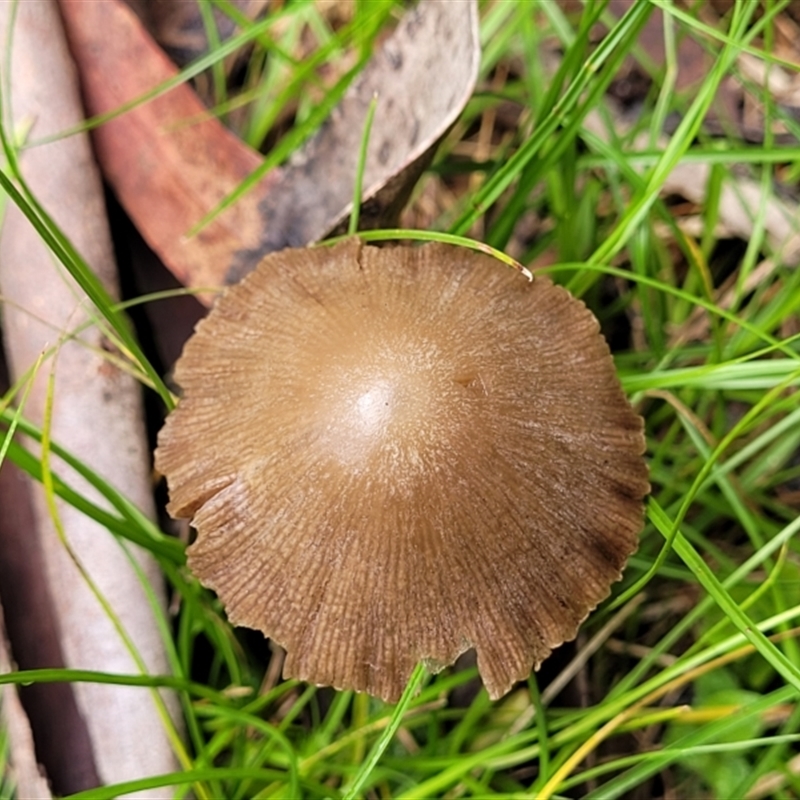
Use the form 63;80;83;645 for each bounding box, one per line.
662;162;800;261
59;0;479;297
605;2;800;143
0;0;179;790
59;0;276;296
229;0;481;281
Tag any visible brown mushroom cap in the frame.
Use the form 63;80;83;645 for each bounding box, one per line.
156;238;649;702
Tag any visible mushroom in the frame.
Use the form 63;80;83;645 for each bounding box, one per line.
156;238;649;702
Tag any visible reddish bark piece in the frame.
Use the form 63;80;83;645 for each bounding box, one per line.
59;0;480;298
59;0;278;294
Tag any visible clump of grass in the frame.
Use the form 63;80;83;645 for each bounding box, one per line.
2;2;800;798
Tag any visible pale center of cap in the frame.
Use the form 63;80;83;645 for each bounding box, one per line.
354;380;393;435
314;341;445;469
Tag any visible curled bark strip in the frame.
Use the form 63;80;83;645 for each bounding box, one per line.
0;0;179;790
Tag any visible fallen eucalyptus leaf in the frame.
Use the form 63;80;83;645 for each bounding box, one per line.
58;0;479;297
58;0;278;296
227;0;481;281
